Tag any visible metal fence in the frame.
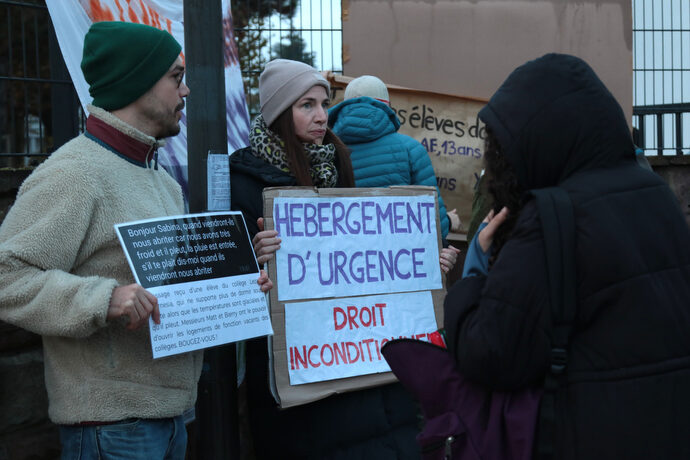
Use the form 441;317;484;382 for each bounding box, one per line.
231;0;343;118
2;1;689;161
0;0;342;163
632;0;690;155
0;0;82;167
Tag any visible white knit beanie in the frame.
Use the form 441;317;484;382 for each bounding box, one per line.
344;75;390;105
259;59;330;126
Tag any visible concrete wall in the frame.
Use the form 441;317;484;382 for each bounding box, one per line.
342;0;632;122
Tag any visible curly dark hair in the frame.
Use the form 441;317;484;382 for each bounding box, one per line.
484;127;525;265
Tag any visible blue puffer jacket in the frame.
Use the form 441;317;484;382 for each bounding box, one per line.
329;97;450;238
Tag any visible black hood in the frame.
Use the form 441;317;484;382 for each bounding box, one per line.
479;53;635;189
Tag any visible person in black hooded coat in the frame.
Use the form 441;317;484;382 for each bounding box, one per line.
444;53;690;459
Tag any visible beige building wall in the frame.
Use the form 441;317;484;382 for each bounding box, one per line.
342;0;632;122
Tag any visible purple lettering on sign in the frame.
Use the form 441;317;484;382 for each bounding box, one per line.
393;202;407;233
365;250;378;281
288;253;306;285
349;251;364;283
412;248;427;278
304;203;318;237
289;203;304;237
334;250;350;284
317;202;332;236
407;202;423;233
274;203;291;237
317;252;334;285
345;202;361;234
379;250;395;280
332;201;346;236
361;201;376;235
375;203;394;234
421;202;435;233
394;249;411;279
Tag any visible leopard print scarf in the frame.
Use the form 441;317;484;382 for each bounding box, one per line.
249;115;338;188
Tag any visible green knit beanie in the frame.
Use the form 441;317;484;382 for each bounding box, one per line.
81;21;182;111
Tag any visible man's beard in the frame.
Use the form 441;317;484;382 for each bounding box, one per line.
143;102;184;139
157;104;184;139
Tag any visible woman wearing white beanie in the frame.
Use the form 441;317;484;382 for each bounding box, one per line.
230;60;419;459
330;75;462;273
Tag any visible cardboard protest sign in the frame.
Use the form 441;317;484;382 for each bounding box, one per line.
274;194;442;301
263;186;446;408
327;73;488;236
115;212;272;358
285;291;437;385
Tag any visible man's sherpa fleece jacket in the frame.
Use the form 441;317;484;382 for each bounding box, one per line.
0;106;203;425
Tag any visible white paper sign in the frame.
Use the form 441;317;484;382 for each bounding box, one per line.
285;291;438;385
149;275;270;357
274;195;442;302
114;212;273;358
207;153;231;211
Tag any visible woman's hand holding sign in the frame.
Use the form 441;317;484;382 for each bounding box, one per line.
439;245;461;274
253;217;282;264
257;269;273;292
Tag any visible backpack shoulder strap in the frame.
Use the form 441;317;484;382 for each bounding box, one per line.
531;187;577;460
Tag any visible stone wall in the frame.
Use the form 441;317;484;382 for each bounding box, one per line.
649;156;690;229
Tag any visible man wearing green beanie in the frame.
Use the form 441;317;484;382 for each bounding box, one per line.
0;21;273;460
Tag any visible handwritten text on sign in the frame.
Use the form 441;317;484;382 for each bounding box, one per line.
274;195;442;301
285;291;438;384
115;212;272;358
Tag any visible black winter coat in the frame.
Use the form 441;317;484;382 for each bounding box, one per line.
445;54;690;459
230;146;420;460
230;146;296;237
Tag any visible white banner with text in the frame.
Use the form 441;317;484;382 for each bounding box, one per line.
285;291;437;385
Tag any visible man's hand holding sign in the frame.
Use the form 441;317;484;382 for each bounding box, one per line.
115;212;273;356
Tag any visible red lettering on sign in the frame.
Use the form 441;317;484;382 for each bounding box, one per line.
347;306;359;329
375;303;386;326
362;338;375;361
360;306;372;327
308;345;320;368
346;341;360;363
333;307;347;330
335;303;388;330
320;344;334;366
293;345;308;370
333;341;348;364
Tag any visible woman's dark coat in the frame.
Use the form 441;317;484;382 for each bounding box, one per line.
445;54;690;459
230;146;421;460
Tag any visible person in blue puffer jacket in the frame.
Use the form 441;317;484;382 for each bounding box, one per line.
328;76;457;241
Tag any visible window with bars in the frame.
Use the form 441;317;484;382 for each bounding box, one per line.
633;0;690;155
0;0;82;167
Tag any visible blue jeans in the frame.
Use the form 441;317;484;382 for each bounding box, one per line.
59;416;187;460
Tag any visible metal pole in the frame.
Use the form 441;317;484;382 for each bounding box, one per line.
183;1;239;458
